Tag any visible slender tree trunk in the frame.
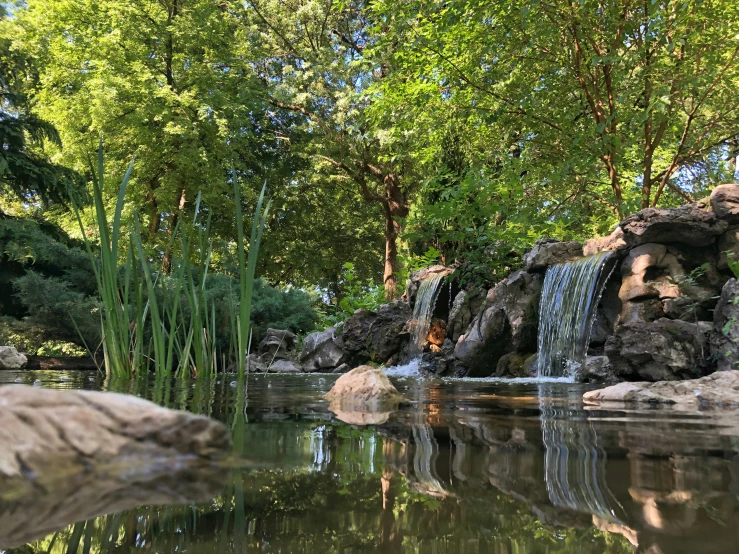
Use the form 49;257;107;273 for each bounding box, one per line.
381;173;409;300
383;202;400;300
162;188;186;274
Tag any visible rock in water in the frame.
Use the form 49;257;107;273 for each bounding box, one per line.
299;326;348;371
605;318;710;381
0;346;28;370
324;365;405;410
0;385;230;548
583;371;739;408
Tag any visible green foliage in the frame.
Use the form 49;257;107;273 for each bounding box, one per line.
317;262;387;328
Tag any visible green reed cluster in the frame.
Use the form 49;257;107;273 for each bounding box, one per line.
74;139;269;379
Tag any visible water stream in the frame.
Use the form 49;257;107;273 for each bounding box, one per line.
407;272;446;359
537;252;615;377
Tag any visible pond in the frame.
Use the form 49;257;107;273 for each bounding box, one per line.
1;370;738;553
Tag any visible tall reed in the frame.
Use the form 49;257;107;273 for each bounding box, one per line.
76;140;270;379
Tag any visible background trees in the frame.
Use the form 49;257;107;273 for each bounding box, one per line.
1;0;738;320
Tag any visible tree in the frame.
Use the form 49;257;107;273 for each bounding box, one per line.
242;0;428;298
12;0;273;269
374;0;739;218
0;5;81;207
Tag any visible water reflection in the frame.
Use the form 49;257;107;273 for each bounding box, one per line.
1;371;738;552
539;384;625;523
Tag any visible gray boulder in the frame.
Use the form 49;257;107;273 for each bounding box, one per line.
619;204;727;247
447;289;486;342
717;225;739;270
710;184;739;223
0;346;27;370
605;318;710;381
575;356;614;384
522;238;583;272
257;329;298;360
340;301;411;363
583;226;628;256
267;359;302;373
454;270;543;376
299;327;348;371
711;278;739;371
584;370;739;408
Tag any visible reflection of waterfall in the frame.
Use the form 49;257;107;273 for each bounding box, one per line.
411;424;447;496
539;385;624;522
537;252;615;377
408;273;446;358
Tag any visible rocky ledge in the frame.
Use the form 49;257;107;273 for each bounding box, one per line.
583;370;739;408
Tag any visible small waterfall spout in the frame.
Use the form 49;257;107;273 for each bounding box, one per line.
407;273;446;359
537;252;615;377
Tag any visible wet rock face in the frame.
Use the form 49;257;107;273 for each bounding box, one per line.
710;184;739;223
619;204;728;247
717;225;739;270
257;329;298;360
454;270;543;376
604;318;710;381
299;326;348;372
0;346;27;370
404;265;454;306
340;301;411;364
583;370;739;407
447;289;486;342
522;239;583;272
324;365;405;409
710;278;739;371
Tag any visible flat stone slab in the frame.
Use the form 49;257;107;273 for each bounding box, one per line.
583;371;739;408
0;385;231;548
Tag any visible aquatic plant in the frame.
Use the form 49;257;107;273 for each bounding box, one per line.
74;139;270;379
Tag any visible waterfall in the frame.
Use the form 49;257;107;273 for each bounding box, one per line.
537;252;615;377
407;272;446;359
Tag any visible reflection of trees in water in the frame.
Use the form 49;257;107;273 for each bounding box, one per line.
539;385;625;523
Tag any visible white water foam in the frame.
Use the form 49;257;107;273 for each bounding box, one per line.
443;375;576;384
384;359;422;378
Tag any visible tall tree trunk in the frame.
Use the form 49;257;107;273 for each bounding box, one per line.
382;174;409;300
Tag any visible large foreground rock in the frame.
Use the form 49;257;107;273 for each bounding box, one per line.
583;371;739;408
324;365;405;410
522;238;582;271
711;278;739;371
605;318;710;381
340;301;411;363
0;346;27;369
299;326;348;371
619;204;727;247
0;386;230;547
454;270;542;376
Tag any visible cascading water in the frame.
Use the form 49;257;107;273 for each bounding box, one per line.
537;252;615;377
408;273;446;359
385;273;446;377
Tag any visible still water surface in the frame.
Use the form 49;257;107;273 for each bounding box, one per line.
1;370;738;553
